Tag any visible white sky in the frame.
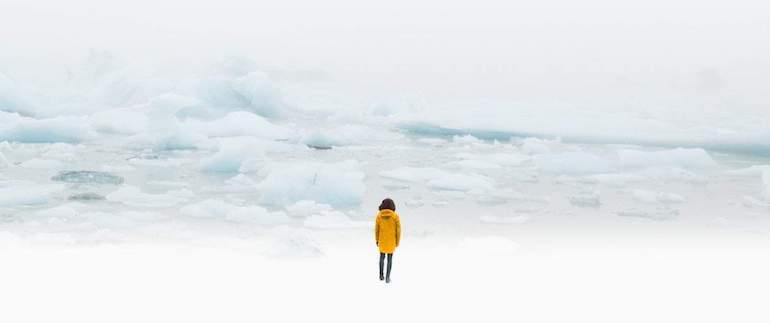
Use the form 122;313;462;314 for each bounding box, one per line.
2;0;769;104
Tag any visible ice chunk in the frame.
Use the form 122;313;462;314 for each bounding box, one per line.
725;165;770;177
303;210;370;229
180;199;290;225
428;173;495;192
742;196;770;209
0;180;63;207
0;112;95;143
568;190;601;207
224;174;258;190
0;72;32;116
534;152;615;175
183;111;293;139
763;169;770;201
89;108;149;134
257;160;365;207
301;125;402;148
616;207;679;221
52;171;125;185
285;200;334;218
68;192;106;201
379;167;446;182
199;137;297;173
106;186;188;207
380;166;495;192
480;215;532;224
452;134;484;145
31;204;80;218
0;150;10;168
231;71;283;118
631;189;685;204
519;137;553;155
471;188;549;205
445;159;503;170
123;128;207;151
618;148;717;170
20;158;64;170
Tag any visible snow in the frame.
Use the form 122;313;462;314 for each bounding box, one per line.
457;236;519;255
265;226;322;257
257;160;366;207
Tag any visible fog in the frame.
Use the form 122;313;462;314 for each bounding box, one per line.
2;0;768;102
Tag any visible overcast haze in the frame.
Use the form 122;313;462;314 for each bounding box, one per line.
2;0;769;104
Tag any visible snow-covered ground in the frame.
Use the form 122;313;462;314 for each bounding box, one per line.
1;54;770;322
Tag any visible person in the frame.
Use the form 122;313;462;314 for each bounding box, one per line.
375;198;401;283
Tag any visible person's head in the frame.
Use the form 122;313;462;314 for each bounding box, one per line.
379;198;396;211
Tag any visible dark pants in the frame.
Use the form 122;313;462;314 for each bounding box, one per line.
379;253;393;279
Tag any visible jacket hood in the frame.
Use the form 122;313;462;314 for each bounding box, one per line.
378;209;395;217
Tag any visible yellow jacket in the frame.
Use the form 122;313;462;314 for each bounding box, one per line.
375;209;401;254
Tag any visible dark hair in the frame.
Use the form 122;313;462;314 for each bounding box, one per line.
379;198;396;211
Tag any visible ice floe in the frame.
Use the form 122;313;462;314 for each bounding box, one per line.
257;160;365;207
52;171;125;185
616;207;679;221
106;186;190;208
380;166;495;192
617;148;717;170
0;180;63;207
180;199;290;225
569;190;601;207
534;152;615;175
631;189;685;204
285;200;334;218
0;112;95;143
303;210;369;229
184;111;293;139
301;124;402;148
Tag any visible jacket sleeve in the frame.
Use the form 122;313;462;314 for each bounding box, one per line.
395;215;401;247
375;215;380;244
